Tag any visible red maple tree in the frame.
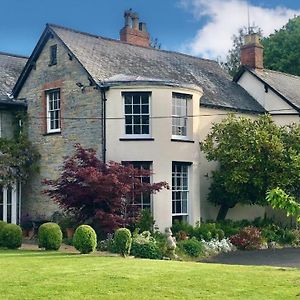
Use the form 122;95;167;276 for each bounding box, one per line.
43;144;168;234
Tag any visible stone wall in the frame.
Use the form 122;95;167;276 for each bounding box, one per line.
17;35;103;220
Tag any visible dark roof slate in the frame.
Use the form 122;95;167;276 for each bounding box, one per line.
0;52;27;102
48;24;264;113
250;68;300;111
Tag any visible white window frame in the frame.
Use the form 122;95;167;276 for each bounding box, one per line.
123;92;151;138
46;89;61;133
172;162;189;221
172;93;191;140
0;183;18;224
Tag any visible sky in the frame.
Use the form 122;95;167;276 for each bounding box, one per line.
0;0;299;61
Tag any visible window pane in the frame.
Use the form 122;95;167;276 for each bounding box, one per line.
142;125;149;134
133;105;140;114
125;105;132;114
125;116;132;125
125;125;132;134
172;163;189;217
133;95;140;104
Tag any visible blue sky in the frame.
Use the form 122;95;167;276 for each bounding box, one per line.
0;0;299;60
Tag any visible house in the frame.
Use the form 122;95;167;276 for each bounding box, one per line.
0;52;27;224
234;33;300;124
10;10;270;230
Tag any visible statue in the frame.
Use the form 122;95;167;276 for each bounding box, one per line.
165;227;178;260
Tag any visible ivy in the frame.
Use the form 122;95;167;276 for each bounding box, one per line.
0;111;40;185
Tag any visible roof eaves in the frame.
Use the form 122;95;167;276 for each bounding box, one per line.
200;102;266;114
12;26;52;98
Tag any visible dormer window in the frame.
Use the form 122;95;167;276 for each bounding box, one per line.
49;45;57;66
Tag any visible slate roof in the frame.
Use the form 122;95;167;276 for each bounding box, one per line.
0;52;27;103
13;24;265;113
250;68;300;112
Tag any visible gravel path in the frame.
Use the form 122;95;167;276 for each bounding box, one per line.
202;248;300;268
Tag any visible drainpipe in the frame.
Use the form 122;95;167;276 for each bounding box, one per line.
98;82;109;165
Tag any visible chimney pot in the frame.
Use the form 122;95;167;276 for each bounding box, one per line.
120;10;150;47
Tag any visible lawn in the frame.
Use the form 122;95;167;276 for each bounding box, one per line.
0;250;299;299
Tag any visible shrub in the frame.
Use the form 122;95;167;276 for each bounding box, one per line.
0;221;7;247
0;224;22;249
193;223;224;241
73;225;97;254
178;237;204;257
171;220;193;238
202;238;235;254
134;209;155;233
38;222;62;250
230;226;263;250
131;241;162;259
130;231;162;259
114;228;132;256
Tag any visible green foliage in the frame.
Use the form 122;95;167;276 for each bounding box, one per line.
200;115;300;220
0;221;7;247
73;225;97;254
38;222;62;250
134;209;155;233
193;223;224;241
114;228;132;257
262;16;300;76
131;241;162;260
267;188;300;223
178;237;204;257
130;231;162;259
0;223;22;249
0;112;40;185
171;220;194;238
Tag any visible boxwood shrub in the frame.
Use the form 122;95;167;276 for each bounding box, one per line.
0;221;7;247
73;225;97;254
131;241;162;259
114;228;132;256
38;222;62;250
178;237;204;257
0;223;22;249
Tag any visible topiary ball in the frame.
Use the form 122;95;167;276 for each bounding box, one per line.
0;223;22;249
38;222;62;250
114;228;132;257
73;225;97;254
0;221;7;247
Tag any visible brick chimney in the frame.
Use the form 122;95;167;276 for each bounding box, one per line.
240;33;264;69
120;9;150;47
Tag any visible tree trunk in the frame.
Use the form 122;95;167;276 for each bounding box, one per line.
216;205;231;221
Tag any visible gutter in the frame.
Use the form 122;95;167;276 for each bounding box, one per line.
97;82;110;164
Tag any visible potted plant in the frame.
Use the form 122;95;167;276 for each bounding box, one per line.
21;215;35;239
59;216;77;239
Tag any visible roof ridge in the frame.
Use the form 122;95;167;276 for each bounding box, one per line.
0;51;29;59
263;68;300;79
47;23;218;65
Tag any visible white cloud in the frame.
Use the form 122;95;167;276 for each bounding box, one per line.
179;0;300;60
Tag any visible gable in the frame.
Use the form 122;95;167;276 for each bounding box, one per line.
235;67;300;114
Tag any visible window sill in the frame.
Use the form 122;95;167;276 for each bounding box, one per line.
43;131;61;136
119;137;155;141
171;138;194;143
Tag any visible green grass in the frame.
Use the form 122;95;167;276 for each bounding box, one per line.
0;250;299;299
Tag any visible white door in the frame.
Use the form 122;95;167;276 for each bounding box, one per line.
0;184;18;224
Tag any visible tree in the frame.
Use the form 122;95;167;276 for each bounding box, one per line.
262;16;300;76
222;26;262;77
266;188;300;223
43;144;168;234
200;115;300;221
